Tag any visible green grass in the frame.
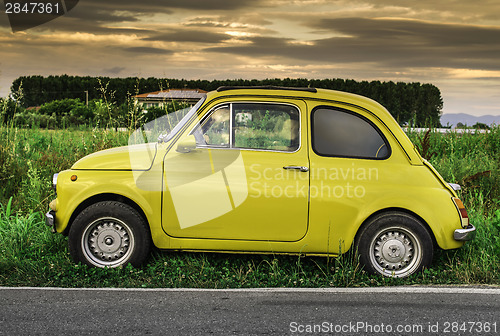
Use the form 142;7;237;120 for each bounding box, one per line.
0;126;499;287
0;127;129;212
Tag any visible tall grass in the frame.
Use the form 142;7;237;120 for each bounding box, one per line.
408;128;499;210
0;127;129;212
0;126;498;287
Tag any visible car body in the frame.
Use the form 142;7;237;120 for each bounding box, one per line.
46;86;475;277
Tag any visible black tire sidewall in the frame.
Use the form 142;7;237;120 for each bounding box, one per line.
68;201;151;268
356;212;433;277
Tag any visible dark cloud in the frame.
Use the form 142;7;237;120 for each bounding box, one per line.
65;0;262;22
24;5;152;35
14;0;266;35
206;18;500;71
64;5;139;23
104;66;126;74
311;18;500;48
82;0;261;11
39;22;155;35
142;29;231;43
205;37;302;59
124;47;173;54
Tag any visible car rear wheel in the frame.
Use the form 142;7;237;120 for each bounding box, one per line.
356;212;433;278
68;201;151;268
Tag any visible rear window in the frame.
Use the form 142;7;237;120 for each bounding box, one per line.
312;108;390;159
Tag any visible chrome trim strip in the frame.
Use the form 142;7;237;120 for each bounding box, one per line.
189;101;303;154
283;166;309;172
217;86;317;93
45;210;56;233
448;183;461;191
229;103;234;147
52;173;58;192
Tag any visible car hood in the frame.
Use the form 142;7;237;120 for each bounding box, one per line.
72;143;157;170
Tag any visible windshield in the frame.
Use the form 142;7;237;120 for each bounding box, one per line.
128;96;206;145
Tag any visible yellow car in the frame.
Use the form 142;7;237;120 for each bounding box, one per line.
46;86;475;278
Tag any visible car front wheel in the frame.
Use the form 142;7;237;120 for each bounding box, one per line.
68;201;151;268
356;212;433;278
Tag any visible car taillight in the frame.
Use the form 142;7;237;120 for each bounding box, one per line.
452;197;469;228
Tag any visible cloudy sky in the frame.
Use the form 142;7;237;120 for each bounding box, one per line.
1;0;499;116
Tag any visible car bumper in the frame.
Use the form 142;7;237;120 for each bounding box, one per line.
45;210;56;233
454;224;476;241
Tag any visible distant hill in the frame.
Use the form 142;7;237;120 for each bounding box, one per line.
440;113;500;127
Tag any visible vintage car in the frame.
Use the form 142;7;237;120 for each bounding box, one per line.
46;86;475;278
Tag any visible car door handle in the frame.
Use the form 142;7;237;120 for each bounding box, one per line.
283;166;309;172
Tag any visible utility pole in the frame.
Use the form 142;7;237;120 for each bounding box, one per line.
84;90;88;106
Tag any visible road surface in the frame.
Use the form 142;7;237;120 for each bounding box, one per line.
1;287;499;335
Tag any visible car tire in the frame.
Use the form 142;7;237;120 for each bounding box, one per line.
356;211;433;278
68;201;151;268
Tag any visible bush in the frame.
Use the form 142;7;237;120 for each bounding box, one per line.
38;98;84;117
13;112;57;129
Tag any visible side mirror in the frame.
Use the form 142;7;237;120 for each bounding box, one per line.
176;135;197;153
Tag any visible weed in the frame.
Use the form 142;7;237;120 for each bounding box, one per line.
416;129;437;160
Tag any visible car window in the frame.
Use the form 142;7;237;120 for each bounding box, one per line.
192;102;300;152
200;105;230;147
233;103;299;152
312;108;390;159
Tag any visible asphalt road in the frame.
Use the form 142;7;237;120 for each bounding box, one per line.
1;287;499;335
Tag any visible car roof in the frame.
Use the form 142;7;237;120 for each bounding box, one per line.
209;86;388;119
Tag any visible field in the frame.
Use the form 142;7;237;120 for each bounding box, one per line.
0;125;499;287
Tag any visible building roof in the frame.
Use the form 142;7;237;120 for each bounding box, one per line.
134;88;207;100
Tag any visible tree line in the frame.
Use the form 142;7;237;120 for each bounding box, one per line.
4;75;443;127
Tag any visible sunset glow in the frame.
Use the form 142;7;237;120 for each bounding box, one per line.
1;0;499;116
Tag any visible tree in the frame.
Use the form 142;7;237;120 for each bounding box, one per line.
473;122;489;130
10;76;444;127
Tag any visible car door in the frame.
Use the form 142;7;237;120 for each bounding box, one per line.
162;98;310;242
307;103;395;253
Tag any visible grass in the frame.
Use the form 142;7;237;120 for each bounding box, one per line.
0;126;499;287
0;127;129;212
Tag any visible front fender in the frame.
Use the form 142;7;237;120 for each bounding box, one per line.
53;170;161;235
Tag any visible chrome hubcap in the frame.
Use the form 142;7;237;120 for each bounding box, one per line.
82;218;134;267
369;227;421;277
375;231;413;270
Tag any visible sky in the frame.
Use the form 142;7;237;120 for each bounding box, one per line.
1;0;499;117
